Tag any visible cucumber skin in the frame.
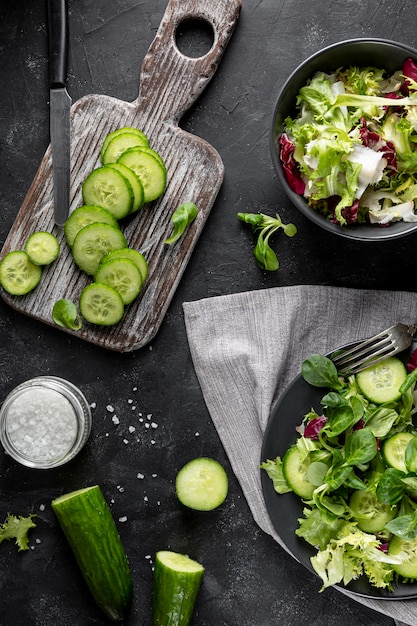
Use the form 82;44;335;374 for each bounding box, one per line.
152;551;204;626
52;485;133;622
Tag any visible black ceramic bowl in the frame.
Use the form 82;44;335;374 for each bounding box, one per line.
270;38;417;242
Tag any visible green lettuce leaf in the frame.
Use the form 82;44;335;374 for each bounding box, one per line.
0;513;37;551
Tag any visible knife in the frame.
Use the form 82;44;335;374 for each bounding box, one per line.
47;0;71;225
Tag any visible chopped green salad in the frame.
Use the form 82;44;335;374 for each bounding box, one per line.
280;58;417;226
262;351;417;591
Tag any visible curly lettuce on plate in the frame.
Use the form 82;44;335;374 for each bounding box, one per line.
281;60;417;226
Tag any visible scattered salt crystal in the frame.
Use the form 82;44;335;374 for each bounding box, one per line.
151;440;155;445
106;405;115;412
147;414;152;420
195;432;200;437
145;554;152;560
128;426;136;433
145;423;150;429
90;402;96;409
117;486;125;493
39;504;45;511
152;473;157;478
132;387;137;392
144;495;148;502
137;472;144;479
123;439;129;444
139;417;144;423
151;422;158;429
119;516;128;523
127;399;133;404
112;415;120;425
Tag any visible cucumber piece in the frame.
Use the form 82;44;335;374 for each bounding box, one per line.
51;485;133;622
356;357;407;404
100;127;149;161
25;231;60;265
349;489;396;533
118;147;167;203
72;223;127;275
382;432;416;473
0;250;42;295
101;131;149;165
106;163;144;213
82;166;134;219
152;551;204;626
94;257;143;305
79;283;125;326
282;445;315;499
388;535;417;578
64;205;119;247
101;248;148;282
175;457;228;511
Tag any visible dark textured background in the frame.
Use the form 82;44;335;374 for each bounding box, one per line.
1;0;416;624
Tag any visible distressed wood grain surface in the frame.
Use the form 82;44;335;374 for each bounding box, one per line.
0;0;242;351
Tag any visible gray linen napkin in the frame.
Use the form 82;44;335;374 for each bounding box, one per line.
183;284;417;626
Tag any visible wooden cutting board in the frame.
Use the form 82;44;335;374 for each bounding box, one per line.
0;0;242;352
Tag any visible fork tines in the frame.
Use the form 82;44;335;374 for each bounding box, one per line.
332;329;399;376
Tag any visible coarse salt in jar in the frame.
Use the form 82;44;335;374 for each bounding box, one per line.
0;376;92;469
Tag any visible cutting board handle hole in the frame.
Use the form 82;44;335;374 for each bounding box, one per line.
175;18;214;59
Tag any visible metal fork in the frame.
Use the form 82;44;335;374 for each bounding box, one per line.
331;323;417;376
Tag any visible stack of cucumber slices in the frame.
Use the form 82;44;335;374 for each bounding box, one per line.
0;126;167;328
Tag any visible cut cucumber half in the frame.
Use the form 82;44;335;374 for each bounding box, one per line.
118;147;166;203
64;205;119;247
82;166;134;219
94;257;143;305
388;535;417;578
282;445;316;499
100;248;148;282
25;231;60;265
106;162;144;213
101;131;149;165
152;551;204;626
382;432;416;473
72;223;127;275
0;250;42;295
356;357;407;404
175;457;228;511
52;485;133;621
100;127;149;161
349;489;396;533
79;282;125;326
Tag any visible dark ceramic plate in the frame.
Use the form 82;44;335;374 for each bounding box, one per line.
270;38;417;242
260;340;417;599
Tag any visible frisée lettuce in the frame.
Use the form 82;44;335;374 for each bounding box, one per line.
280;59;417;226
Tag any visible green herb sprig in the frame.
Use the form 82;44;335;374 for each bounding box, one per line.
237;211;297;271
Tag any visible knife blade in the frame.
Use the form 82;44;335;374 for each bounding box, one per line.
47;0;71;226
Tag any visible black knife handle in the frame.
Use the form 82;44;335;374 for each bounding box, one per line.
47;0;69;87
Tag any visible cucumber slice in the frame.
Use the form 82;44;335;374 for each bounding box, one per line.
382;432;416;473
94;257;143;305
52;485;133;621
25;231;60;265
356;357;407;404
79;282;125;326
106;163;144;213
64;205;119;247
175;457;228;511
152;551;204;626
100;248;148;282
101;131;149;165
72;223;127;275
100;127;149;161
118;147;167;203
0;250;42;295
282;445;316;499
388;535;417;578
349;489;396;533
82;166;134;219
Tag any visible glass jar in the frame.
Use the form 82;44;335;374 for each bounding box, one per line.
0;376;92;469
